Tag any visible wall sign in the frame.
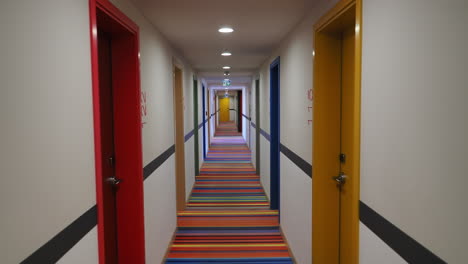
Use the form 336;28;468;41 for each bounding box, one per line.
307;89;313;125
141;91;147;127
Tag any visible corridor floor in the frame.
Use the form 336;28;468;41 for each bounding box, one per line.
164;122;294;263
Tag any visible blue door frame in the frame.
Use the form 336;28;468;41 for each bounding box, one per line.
202;84;207;159
270;57;280;210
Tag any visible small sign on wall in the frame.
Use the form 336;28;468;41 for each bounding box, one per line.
307;89;313;125
141;91;147;128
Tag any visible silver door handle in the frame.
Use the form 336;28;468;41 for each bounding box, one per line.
333;172;347;185
107;176;122;186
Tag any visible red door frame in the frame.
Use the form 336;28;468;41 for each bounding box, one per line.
89;0;145;263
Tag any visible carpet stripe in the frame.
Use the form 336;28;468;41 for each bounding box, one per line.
165;122;293;263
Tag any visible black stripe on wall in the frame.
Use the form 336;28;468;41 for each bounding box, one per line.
199;118;209;130
21;206;97;264
184;130;195;142
280;144;312;178
23;141;177;263
242;113;251;120
143;145;175;180
22;121;206;263
25;122;446;264
259;128;271;141
144;120;206;179
360;202;446;263
251;122;257;129
257;128;312;177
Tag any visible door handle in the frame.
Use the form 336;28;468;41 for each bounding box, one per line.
107;176;122;186
332;172;347;186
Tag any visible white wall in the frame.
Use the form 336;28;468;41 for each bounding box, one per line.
183;74;200;199
197;78;205;165
242;86;250;145
210;88;216;140
257;58;272;198
229;95;237;122
280;154;312;264
250;79;258;168
259;136;271;199
198;80;205;167
182;67;196;200
359;223;406;264
57;227;99;264
0;0;97;262
142;157;177;262
360;0;468;262
184;137;195;200
251;129;257;168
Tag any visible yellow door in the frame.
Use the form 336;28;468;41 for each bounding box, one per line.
312;1;361;263
338;26;358;264
219;97;230;122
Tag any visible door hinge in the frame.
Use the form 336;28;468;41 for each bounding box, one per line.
109;156;116;167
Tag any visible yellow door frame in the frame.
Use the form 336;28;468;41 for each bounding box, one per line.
173;65;186;211
312;0;362;263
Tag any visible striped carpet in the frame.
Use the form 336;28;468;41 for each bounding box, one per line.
165;122;294;263
214;121;242;137
188;134;266;209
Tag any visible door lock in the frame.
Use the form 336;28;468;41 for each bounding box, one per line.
333;172;347;185
339;153;346;163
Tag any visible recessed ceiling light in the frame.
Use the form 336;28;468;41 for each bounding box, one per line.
221;51;232;56
224;71;230;76
218;27;234;33
223;66;231;70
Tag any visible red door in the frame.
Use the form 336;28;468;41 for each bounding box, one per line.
98;30;119;263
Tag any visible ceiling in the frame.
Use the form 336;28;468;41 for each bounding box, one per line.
130;0;314;83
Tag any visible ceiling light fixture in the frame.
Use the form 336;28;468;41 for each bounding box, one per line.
223;66;231;70
221;51;232;56
218;27;234;33
224;71;230;76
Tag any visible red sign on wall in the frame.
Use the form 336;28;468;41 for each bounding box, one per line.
141;91;147;128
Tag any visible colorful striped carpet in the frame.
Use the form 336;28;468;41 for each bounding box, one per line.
188;134;266;209
165;122;294;263
214;121;242;137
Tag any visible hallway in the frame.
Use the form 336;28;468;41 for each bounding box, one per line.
2;0;466;263
165;122;293;263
